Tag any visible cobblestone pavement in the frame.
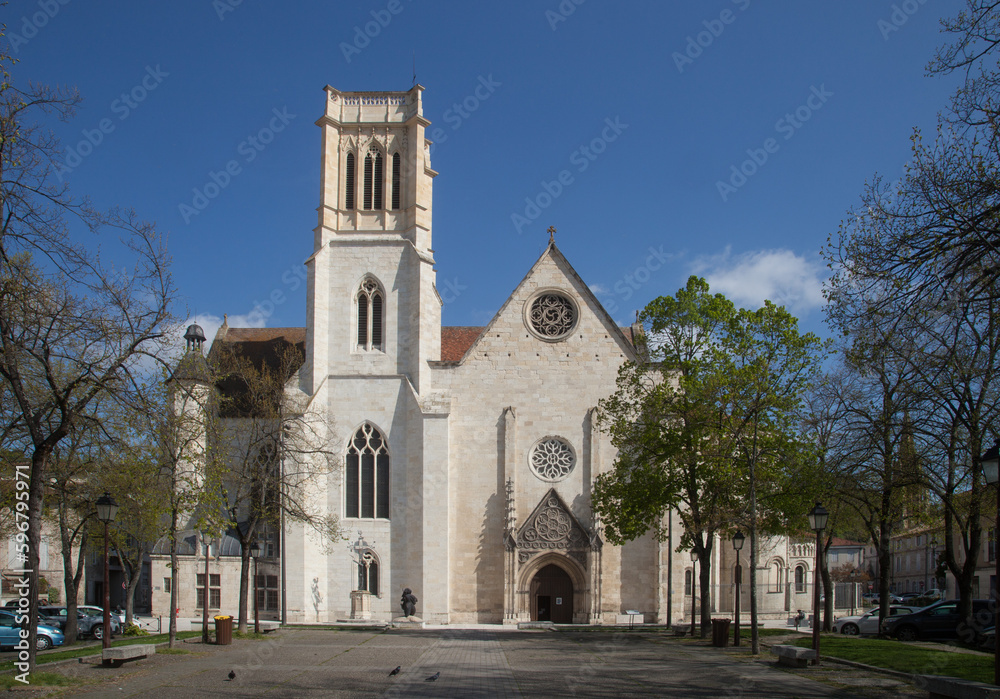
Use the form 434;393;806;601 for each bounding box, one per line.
13;627;932;698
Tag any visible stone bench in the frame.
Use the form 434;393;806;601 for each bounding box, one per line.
258;620;279;633
101;644;156;668
920;675;1000;699
770;644;816;668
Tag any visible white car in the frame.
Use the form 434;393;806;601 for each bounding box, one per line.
832;605;919;635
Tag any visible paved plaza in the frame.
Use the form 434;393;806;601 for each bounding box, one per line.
28;627;924;698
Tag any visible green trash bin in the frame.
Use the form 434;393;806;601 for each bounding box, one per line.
711;618;731;647
214;615;233;645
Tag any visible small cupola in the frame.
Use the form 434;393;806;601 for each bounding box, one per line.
184;324;207;353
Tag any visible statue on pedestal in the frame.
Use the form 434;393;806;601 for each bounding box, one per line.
400;588;417;618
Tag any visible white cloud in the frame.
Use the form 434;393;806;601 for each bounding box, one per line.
690;247;826;315
589;283;610;296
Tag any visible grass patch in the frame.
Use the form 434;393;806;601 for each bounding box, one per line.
791;635;993;683
0;671;79;689
232;631;267;640
0;630;202;672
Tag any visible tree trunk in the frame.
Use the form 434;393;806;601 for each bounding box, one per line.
238;547;250;634
699;540;712;638
168;517;178;649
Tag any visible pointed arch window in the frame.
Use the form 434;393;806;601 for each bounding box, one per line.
363;150;383;210
345;152;356;210
345;424;390;519
391;152;401;210
356;278;384;351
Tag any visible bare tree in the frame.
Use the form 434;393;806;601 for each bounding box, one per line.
0;51;175;672
210;338;342;633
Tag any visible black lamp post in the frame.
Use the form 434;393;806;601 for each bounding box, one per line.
95;493;119;652
249;540;261;634
201;534;212;644
733;531;745;647
690;550;698;637
808;503;829;666
981;441;999;685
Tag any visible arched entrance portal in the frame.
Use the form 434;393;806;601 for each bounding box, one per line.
530;564;573;623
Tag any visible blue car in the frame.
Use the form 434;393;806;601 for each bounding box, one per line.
0;609;65;651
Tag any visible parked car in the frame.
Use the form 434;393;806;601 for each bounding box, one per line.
77;605;125;625
862;592;903;605
39;606;120;640
832;605;919;635
0;609;65;651
881;599;993;642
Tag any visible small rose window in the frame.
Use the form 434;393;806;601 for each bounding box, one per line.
526;291;577;341
530;437;576;481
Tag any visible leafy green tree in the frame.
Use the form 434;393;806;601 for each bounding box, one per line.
595;277;740;637
712;301;828;652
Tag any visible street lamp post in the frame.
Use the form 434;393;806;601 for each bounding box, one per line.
250;540;261;634
980;441;999;685
95;493;119;654
201;534;212;644
808;503;829;667
733;531;745;647
690;550;698;637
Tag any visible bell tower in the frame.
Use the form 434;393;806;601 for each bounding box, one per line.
305;85;440;395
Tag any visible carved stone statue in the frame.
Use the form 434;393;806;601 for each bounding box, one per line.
400;588;417;618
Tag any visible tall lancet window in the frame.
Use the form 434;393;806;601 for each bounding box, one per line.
356;277;384;351
363;150;383;210
345;424;390;519
391;152;401;210
345;152;356;210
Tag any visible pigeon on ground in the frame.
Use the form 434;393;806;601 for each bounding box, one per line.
426;672;440;681
389;666;401;676
228;670;236;681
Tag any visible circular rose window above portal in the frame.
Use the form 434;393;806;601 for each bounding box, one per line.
529;437;576;482
525;290;578;341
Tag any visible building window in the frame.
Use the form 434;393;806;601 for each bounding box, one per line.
196;574;221;610
256;574;279;611
391;152;401;209
770;561;783;592
345;152;355;210
990;528;996;563
794;565;805;593
363;150;383;210
529;436;576;482
684;568;693;596
356;277;384;351
345;424;390;519
163;577;171;594
524;290;578;341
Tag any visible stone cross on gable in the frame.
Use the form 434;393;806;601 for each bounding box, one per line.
547;226;556;244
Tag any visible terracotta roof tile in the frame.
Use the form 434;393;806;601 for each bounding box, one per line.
440;326;483;362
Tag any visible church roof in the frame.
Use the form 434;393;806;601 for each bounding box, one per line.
441;326;484;361
208;326;307;374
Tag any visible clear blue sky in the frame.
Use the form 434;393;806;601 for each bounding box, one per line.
9;0;965;344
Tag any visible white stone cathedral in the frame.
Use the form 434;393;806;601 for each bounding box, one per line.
151;85;819;627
